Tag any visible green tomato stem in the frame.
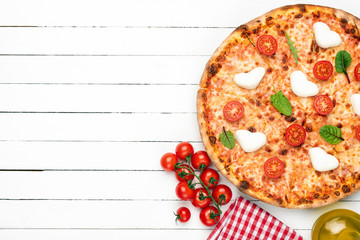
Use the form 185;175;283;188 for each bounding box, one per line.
179;164;222;214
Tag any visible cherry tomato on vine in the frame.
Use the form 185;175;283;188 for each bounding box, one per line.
175;181;195;201
212;184;232;205
354;63;360;81
191;188;211;209
175;207;191;223
314;95;334;116
356;126;360;141
223;101;244;122
200;168;220;189
313;60;333;80
175;164;194;182
199;206;220;227
285;124;306;147
175;142;194;160
256;35;277;55
264;157;284;179
191;151;211;170
160;152;178;171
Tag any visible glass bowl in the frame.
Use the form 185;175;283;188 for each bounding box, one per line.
311;209;360;240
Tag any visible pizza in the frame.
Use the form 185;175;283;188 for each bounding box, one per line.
197;4;360;208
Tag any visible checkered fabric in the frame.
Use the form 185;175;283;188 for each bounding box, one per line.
208;197;303;240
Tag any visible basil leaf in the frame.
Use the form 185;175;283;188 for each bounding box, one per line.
270;89;292;116
335;50;351;83
319;125;344;145
219;128;235;149
335;50;352;73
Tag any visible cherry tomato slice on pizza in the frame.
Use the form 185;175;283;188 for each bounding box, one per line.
256;35;277;55
264;157;284;179
356;126;360;141
355;63;360;81
313;60;333;80
314;95;334;115
223;101;244;122
285;124;306;147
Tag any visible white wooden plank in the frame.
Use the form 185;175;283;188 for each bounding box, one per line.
0;170;358;202
0;229;313;240
0;142;205;170
0;229;212;240
0;113;200;141
0;0;358;27
0;171;243;200
0;85;198;113
0;200;233;229
0;28;230;55
0;56;207;84
0;199;357;234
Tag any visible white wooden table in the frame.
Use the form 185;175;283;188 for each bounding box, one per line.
0;0;359;239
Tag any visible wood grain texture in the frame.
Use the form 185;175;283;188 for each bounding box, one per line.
0;85;198;112
0;113;200;141
0;142;204;170
0;56;207;84
0;171;243;199
0;28;231;55
0;230;212;240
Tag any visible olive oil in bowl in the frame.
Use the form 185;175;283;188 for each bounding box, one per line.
312;209;360;240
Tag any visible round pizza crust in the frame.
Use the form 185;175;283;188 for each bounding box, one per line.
197;4;360;208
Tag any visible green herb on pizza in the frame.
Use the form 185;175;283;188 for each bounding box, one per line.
335;50;352;83
270;87;292;116
285;31;299;64
219;127;235;149
319;125;344;145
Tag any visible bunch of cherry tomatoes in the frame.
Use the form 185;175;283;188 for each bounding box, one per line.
160;142;232;226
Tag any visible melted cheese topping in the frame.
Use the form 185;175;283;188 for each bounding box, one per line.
313;22;342;48
350;94;360;116
290;71;319;97
309;147;339;172
235;130;267;152
234;67;266;89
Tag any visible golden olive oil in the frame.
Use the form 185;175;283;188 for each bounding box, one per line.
312;209;360;240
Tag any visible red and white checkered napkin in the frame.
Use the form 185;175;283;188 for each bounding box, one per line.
208;197;303;240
